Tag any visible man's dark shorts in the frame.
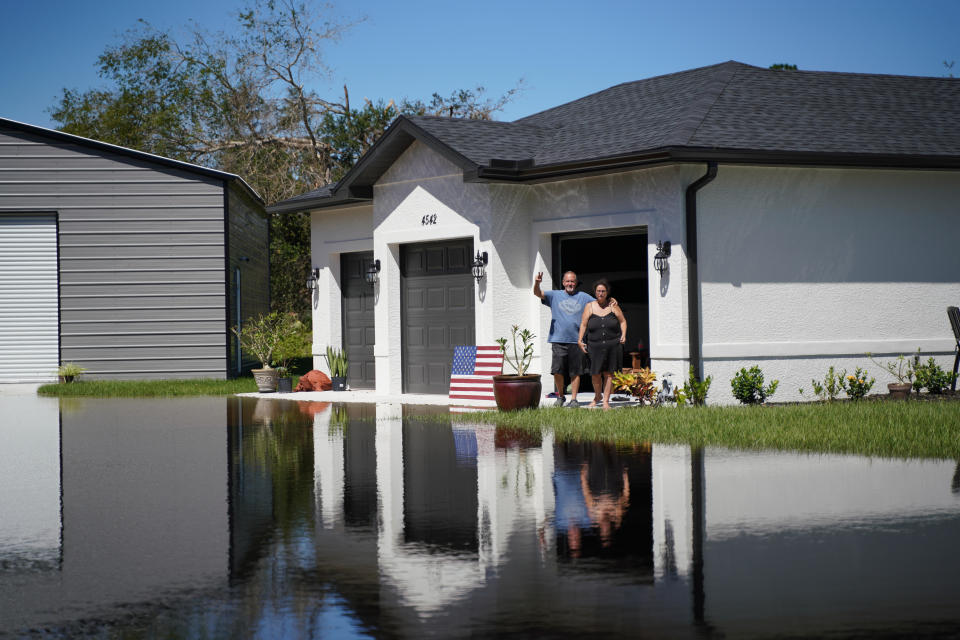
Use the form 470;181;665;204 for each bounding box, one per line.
551;343;587;378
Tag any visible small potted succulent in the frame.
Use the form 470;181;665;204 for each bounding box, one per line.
493;325;541;411
324;346;348;391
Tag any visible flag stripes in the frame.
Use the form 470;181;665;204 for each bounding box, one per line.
449;345;503;413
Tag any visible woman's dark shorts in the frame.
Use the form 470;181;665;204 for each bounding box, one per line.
550;343;587;378
587;341;623;375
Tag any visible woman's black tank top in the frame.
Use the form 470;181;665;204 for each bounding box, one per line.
586;309;621;345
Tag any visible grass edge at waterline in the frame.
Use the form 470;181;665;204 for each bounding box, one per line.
37;377;258;397
455;400;960;460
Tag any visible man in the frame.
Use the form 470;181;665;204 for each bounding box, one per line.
534;271;613;407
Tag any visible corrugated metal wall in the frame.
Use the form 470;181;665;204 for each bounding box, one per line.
226;184;270;373
0;126;234;380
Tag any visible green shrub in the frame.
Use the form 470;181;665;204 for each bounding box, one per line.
680;365;712;406
731;365;779;405
810;366;844;402
913;357;957;394
842;367;875;400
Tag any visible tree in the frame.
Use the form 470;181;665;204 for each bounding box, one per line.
769;63;798;71
50;0;519;315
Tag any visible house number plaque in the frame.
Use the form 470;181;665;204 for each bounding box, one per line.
421;214;437;226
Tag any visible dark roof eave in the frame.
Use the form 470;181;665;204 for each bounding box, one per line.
267;193;371;214
469;147;960;183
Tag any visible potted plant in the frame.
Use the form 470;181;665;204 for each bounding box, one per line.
233;312;286;392
868;351;918;399
273;313;310;393
56;362;87;383
493;325;541;411
324;345;348;391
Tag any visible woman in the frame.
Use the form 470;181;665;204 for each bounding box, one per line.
578;279;627;409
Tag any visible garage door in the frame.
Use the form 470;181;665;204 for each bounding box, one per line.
341;251;376;389
401;239;474;394
0;215;59;382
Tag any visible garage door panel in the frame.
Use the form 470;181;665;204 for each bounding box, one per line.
427;326;446;348
0;214;59;383
406;288;424;310
426;287;444;309
426;248;444;271
449;324;469;346
448;286;467;310
401;239;474;394
448;246;468;269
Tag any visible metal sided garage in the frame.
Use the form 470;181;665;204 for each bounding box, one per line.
0;117;269;382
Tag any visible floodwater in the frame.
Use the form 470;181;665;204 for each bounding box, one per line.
2;394;960;638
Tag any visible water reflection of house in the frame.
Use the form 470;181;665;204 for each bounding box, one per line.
307;402;689;629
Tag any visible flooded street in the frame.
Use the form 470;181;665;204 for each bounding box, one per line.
2;394;960;638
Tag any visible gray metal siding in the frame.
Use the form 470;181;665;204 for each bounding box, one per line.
0;127;231;380
226;183;270;373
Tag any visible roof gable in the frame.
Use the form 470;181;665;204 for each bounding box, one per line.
0;117;263;203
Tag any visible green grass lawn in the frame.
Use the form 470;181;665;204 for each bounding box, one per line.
458;400;960;460
37;377;258;397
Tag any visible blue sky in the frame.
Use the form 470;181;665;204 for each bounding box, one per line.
0;0;957;129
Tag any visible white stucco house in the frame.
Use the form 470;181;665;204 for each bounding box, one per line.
269;61;960;403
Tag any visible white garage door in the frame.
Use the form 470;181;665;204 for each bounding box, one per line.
0;215;59;383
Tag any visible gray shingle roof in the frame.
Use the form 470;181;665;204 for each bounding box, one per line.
269;61;960;212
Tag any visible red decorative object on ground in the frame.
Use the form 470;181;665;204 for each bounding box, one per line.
295;370;332;391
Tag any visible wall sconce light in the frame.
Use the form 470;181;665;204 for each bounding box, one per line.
654;241;672;277
365;259;381;285
472;251;488;282
306;267;320;291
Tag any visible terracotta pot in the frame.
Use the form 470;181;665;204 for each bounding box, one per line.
253;367;278;393
331;376;347;391
888;382;912;400
493;374;542;411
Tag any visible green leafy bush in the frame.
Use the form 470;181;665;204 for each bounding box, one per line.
731;365;779;405
810;366;844;402
913;357;957;394
842;367;875;400
272;312;311;375
680;365;712;406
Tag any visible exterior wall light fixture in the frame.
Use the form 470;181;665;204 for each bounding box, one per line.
365;259;381;285
654;241;672;277
306;268;320;291
472;251;488;282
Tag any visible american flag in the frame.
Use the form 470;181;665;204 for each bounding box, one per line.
449;345;503;413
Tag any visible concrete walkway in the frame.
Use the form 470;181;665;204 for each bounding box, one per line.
0;383;44;396
236;388;454;405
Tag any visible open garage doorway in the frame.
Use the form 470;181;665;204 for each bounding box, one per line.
552;228;649;392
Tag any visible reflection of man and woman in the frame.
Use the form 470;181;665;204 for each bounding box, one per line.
535;271;624;408
553;445;636;560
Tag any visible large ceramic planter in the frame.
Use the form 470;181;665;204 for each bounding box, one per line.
331;376;347;391
253;367;278;393
493;374;542;411
888;382;912;400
